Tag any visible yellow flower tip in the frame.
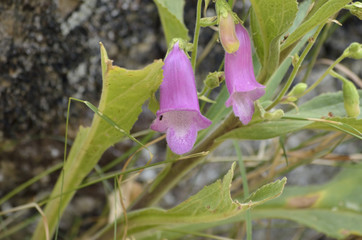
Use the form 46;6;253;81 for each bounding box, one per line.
219;14;240;54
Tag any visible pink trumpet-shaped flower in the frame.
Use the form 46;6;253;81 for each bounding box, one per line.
150;42;211;155
225;24;265;125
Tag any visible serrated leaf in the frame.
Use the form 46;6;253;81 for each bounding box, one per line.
92;60;164;149
281;0;352;51
145;164;362;240
245;177;287;204
100;163;286;238
250;0;298;81
33;45;164;239
154;0;189;44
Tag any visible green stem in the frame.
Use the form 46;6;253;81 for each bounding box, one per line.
200;89;211;112
233;141;251;240
266;24;325;111
329;70;349;84
198;85;209;97
196;32;219;69
191;0;203;71
228;0;234;8
301;22;331;83
54;95;74;240
302;53;347;96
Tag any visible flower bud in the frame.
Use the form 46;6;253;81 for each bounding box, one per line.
288;83;308;98
342;79;360;118
219;13;240;53
345;2;362;20
204;71;224;89
216;0;239;53
200;16;218;27
284;96;298;102
265;109;284;120
346;42;362;59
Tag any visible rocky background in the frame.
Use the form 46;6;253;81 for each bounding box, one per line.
0;0;361;239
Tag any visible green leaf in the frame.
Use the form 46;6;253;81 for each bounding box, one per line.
252;163;362;239
100;163;287;239
305;117;362;140
307;117;362;132
281;0;352;51
245;177;287;204
219;91;362;142
286;90;362;119
250;10;264;64
261;31;314;101
154;0;189;44
257;0;314;99
146;164;362;239
32;44;164;239
285;0;314;35
197;86;231;143
253;209;362;239
250;0;298;82
216;119;310;141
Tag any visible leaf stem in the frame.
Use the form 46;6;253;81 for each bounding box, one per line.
266;24;325;111
191;0;203;71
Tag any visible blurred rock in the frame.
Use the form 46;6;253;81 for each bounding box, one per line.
0;0;164;139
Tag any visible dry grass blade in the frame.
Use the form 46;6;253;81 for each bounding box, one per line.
0;202;49;240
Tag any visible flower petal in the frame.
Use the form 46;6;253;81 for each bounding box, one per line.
166;123;197;155
226;90;264;125
150;110;211;154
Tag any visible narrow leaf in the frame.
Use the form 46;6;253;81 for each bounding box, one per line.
281;0;352;51
154;0;189;44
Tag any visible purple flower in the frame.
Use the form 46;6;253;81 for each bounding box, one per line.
151;42;212;155
224;24;265;125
